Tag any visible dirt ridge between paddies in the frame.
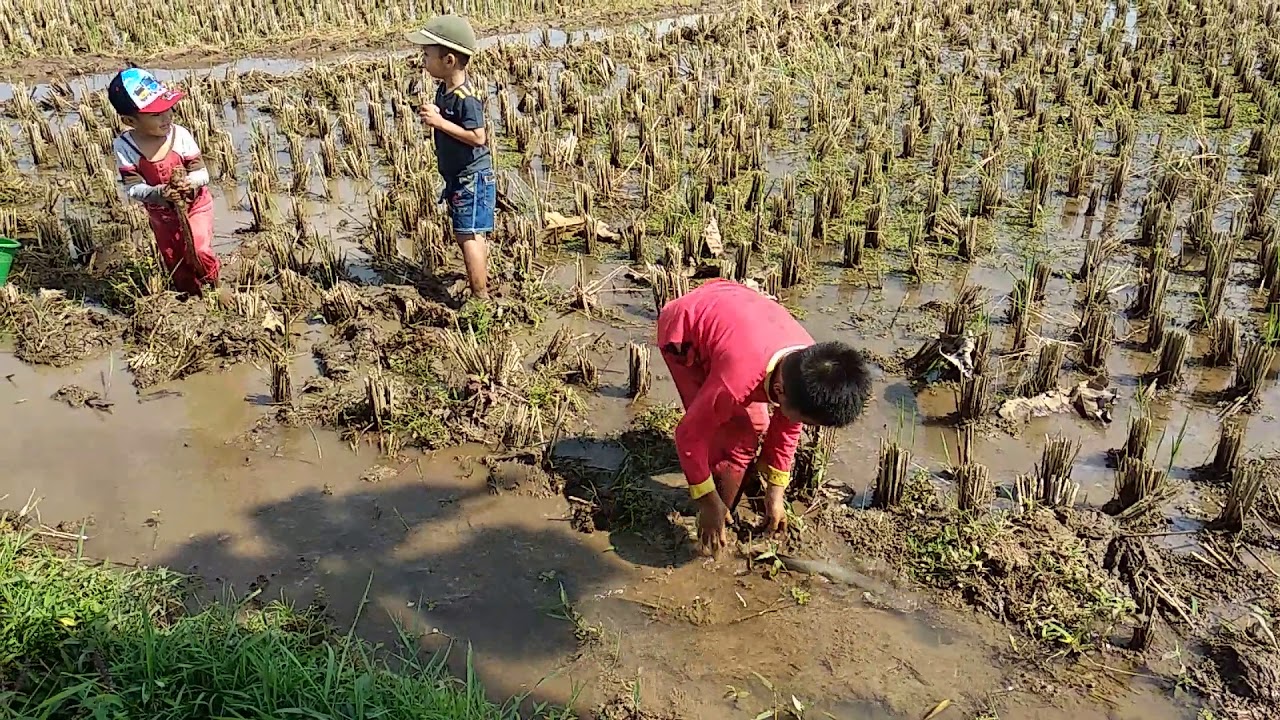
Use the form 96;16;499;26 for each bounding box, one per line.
0;508;575;720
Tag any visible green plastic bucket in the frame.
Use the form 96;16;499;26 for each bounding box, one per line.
0;237;19;287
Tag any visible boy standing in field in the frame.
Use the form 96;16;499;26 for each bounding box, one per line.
109;68;220;296
657;280;873;556
407;15;495;301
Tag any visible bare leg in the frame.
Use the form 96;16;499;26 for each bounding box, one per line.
456;232;490;300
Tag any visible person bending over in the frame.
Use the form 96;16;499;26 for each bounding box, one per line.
656;279;873;555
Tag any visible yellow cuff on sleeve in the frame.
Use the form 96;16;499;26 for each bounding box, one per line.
689;476;716;500
758;463;791;488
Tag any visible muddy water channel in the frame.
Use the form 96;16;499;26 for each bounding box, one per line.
3;0;1280;717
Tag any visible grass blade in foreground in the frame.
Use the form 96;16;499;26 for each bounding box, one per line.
0;519;564;720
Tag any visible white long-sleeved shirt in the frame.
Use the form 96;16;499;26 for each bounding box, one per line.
112;125;209;206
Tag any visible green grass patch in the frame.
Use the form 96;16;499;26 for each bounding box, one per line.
0;519;567;719
630;402;682;436
901;510;1136;655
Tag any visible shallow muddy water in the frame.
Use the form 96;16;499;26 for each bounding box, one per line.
3;0;1279;716
0;278;1209;719
0;337;1197;718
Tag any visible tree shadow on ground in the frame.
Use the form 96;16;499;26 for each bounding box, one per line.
150;472;636;713
141;415;723;711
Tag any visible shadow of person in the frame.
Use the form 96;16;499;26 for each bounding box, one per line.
151;472;633;711
548;431;700;571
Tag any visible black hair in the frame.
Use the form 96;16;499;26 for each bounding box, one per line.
781;341;873;427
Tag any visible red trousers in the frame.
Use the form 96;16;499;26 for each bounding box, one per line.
148;199;219;295
660;346;769;505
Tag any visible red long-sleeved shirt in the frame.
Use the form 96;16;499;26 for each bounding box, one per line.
656;280;814;498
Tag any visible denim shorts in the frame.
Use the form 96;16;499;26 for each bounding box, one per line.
443;170;496;235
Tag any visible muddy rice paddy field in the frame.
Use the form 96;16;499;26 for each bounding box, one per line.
3;0;1280;717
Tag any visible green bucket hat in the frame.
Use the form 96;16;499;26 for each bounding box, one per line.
406;15;477;56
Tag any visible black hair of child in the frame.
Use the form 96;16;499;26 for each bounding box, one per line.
781;342;873;427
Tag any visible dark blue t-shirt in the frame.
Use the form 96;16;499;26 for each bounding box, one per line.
434;79;491;184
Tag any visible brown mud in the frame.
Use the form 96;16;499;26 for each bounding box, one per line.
0;341;1194;719
0;286;122;366
3;0;1280;717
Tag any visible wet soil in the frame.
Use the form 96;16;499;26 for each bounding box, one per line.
0;287;122;367
3;0;1280;717
0;330;1199;720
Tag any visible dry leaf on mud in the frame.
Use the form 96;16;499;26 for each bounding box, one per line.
542;211;617;239
259;308;285;334
922;699;952;720
742;278;775;299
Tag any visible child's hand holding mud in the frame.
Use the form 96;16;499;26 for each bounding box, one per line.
763;483;789;534
161;182;185;204
655;281;873;562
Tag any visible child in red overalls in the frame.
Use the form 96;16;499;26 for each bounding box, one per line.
656;280;874;556
109;68;219;296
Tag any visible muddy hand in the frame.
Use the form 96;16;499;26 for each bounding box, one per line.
161;183;184;204
172;176;191;196
763;483;788;535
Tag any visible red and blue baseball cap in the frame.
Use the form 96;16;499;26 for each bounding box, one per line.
107;68;185;115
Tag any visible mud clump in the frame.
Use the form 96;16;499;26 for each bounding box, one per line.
1202;643;1280;707
51;384;113;412
311;338;358;381
931;509;1133;639
0;287;122;367
358;464;398;484
124;292;280;388
569;501;598;533
553;441;692;554
594;697;677;720
298;321;585;454
592;670;684;720
373;285;455;327
485;458;561;498
825;500;1133;650
314;318;392;378
271;378;362;435
821;505;912;569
